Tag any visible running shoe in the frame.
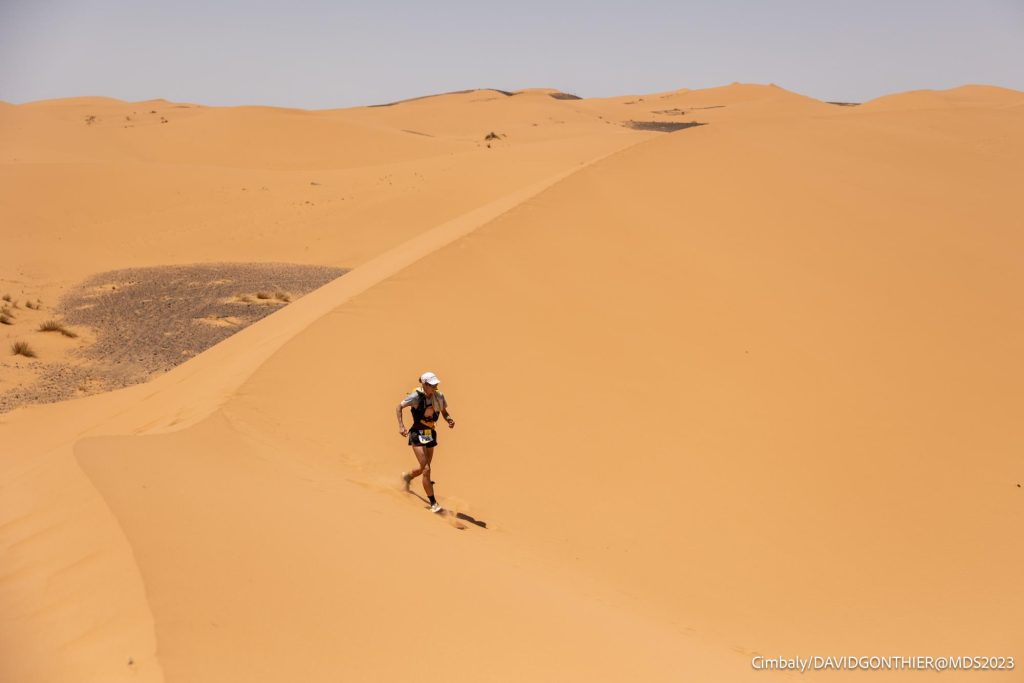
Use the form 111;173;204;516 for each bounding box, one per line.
430;502;443;514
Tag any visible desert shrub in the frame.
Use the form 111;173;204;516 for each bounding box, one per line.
38;320;79;338
11;341;36;358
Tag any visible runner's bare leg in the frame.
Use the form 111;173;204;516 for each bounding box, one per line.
422;448;435;498
410;446;436;499
409;445;426;479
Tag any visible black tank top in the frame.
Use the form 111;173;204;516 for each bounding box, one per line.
411;389;441;430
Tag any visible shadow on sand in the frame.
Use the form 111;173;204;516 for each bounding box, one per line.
406;489;488;528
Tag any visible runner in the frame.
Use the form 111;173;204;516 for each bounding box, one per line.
397;371;455;513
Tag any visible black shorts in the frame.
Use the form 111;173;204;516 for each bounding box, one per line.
408;428;438;448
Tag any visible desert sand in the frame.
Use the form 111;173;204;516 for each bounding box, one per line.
1;83;1021;681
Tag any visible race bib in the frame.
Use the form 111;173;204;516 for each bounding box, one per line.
417;429;434;444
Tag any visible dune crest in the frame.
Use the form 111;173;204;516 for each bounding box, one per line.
860;84;1024;111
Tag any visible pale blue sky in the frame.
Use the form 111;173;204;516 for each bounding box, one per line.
1;0;1022;108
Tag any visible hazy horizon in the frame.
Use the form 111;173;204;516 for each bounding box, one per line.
2;0;1023;108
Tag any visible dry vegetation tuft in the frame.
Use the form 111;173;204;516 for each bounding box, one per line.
38;320;79;338
11;341;36;358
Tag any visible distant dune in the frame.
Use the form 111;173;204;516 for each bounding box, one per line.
2;83;1022;683
860;84;1024;111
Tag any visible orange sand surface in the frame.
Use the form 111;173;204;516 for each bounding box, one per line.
2;83;1022;681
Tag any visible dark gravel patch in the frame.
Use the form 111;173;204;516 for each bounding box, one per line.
624;120;707;132
0;262;346;413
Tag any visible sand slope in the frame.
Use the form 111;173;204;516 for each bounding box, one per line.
1;90;649;407
0;93;645;290
3;84;1023;681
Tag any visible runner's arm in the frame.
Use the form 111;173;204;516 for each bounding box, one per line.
397;392;419;430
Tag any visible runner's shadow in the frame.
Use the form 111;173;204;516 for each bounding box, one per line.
454;512;487;528
406;489;487;528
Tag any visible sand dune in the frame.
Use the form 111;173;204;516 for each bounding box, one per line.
575;82;835;125
860;84;1024;111
1;88;648;406
2;83;1022;681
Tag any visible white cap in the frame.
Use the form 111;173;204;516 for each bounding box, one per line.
419;371;441;386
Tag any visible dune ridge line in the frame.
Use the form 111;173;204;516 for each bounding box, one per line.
122;138;663;436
